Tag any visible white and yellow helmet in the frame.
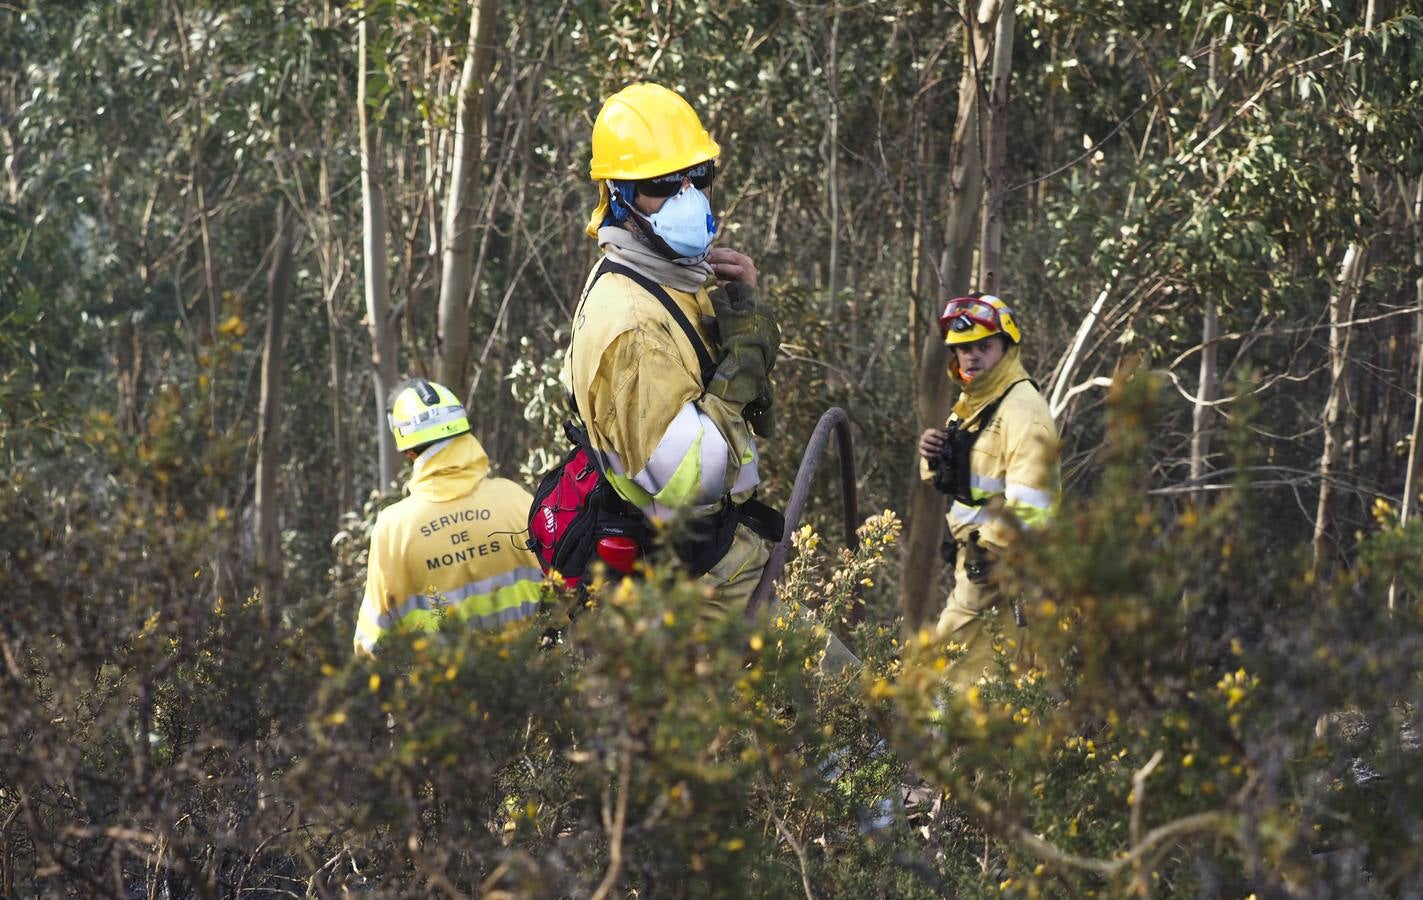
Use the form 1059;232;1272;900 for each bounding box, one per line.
387;379;469;452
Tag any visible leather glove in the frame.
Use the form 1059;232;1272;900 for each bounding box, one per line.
707;281;780;410
963;530;995;586
744;393;776;438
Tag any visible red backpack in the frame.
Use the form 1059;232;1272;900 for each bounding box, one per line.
525;260;716;586
526;420;650;587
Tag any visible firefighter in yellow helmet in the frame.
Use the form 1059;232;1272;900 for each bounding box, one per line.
354;379;544;656
565;83;854;670
919;295;1061;688
566;83;774;600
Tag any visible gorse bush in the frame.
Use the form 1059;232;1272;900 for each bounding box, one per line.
3;374;1421;898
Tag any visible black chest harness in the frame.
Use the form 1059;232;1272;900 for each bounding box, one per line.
928;379;1033;506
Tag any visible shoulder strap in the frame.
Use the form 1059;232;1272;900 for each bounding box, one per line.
596;260;718;388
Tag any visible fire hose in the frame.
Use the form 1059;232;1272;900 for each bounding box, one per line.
745;406;859;617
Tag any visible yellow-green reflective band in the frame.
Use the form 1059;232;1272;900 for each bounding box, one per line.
652;430;704;507
364;583;542;647
969;473;1005;502
367;569;544;645
451;580;542;626
1008;501;1054;529
630;403;729;505
607;471;654;509
394;608;445;633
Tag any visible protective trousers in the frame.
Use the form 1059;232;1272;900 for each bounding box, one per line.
699;525;860;675
935;554;1031;689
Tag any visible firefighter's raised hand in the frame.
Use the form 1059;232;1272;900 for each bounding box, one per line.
707;247;758;288
919;428;948;460
707;282;778;408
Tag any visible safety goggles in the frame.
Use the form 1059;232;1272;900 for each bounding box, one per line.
938;296;1007;337
637;160;716;198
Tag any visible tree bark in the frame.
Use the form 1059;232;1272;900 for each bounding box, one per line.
360;14;400;493
899;0;996;633
1403;178;1423;528
255;203;301;591
827;5;843;340
977;0;1015;295
317;156;354;520
1393;178;1423;612
1313;0;1378;576
1189;300;1219;500
436;0;499;393
1312;242;1366;576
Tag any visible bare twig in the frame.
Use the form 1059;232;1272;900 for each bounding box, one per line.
303;847;343;899
590;743;632;900
768;804;815;900
1166;304;1423;371
1129;750;1164;897
949;775;1228;878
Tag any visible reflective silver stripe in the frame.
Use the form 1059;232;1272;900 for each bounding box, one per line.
948;501;990;526
392;404;465;436
695;407;731;500
632;404;701;492
442;567;544;604
969;473;1005;494
359;598;539;653
465;599;541;630
630;403;730;503
376;568;545;630
1005;483;1054;510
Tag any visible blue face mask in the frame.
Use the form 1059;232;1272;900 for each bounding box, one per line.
645;185;716;260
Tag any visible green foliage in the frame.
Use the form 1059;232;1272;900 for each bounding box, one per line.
5;0;1423;895
6;385;1423;895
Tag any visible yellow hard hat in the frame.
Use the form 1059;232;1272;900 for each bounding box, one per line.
387;379;470;451
939;295;1022;346
585;82;720;237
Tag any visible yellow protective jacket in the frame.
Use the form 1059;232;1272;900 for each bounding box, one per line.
563;260;761;523
354;433;543;656
920;345;1061;553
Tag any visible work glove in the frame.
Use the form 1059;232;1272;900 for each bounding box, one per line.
743;394;776;438
707;282;780;435
963;530;995;586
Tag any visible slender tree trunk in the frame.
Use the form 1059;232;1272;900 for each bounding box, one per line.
0;117;19;205
436;0;499;392
171;0;221;340
1190;300;1219;500
1392;178;1423;611
1312;243;1366;575
318;157;353;520
826;5;843;337
900;1;995;632
255;204;300;596
908;105;929;384
977;0;1014;294
360;14;400;492
114;320;145;434
1313;0;1378;576
1047;281;1110;419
